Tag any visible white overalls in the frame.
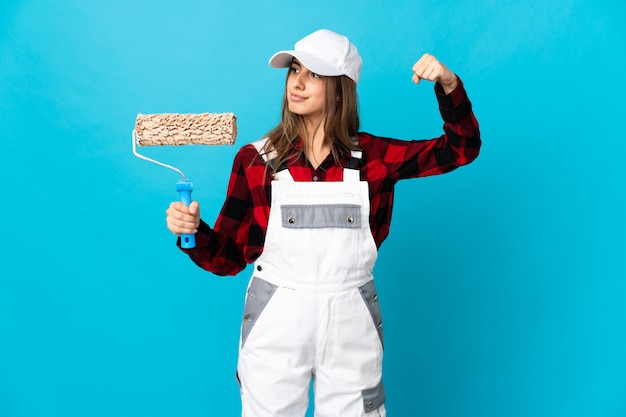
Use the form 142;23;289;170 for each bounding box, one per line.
237;139;386;417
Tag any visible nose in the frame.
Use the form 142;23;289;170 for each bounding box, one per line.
292;71;304;90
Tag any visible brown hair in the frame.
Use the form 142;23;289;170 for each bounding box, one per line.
261;71;360;170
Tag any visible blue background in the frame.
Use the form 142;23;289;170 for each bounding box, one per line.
1;1;625;416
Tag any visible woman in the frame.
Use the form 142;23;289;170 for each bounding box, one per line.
166;29;480;417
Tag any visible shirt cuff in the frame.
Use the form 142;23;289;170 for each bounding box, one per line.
435;75;466;108
177;220;213;254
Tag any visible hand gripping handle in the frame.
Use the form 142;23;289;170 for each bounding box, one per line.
175;179;196;249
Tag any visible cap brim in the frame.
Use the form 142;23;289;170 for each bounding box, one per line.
268;50;344;77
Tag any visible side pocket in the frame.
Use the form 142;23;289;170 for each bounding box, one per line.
241;277;278;349
358;280;384;349
362;379;386;413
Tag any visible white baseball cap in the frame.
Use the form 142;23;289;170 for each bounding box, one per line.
269;29;362;84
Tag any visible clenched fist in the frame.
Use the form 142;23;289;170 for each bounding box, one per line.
412;53;458;94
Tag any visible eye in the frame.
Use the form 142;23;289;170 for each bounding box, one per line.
289;65;300;74
311;72;321;78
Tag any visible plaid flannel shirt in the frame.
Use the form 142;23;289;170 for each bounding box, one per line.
179;78;481;276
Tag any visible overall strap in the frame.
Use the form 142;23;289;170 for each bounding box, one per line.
251;137;275;163
251;138;293;181
343;138;364;182
252;137;363;182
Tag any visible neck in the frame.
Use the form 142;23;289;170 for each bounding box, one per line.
302;116;330;169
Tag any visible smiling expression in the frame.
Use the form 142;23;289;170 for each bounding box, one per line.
286;59;326;122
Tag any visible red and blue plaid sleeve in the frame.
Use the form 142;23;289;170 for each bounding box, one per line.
361;77;480;182
178;145;271;276
361;77;481;247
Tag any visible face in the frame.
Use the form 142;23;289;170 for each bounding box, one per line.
286;59;326;122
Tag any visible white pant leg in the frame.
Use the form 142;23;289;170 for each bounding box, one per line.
312;286;386;417
238;284;317;417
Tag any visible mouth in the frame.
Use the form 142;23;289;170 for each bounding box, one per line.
289;93;306;102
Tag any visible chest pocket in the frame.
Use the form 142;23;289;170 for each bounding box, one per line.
280;204;361;229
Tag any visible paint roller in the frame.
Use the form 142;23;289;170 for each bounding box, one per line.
132;112;237;248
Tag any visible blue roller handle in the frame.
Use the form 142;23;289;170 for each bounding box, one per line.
176;179;196;249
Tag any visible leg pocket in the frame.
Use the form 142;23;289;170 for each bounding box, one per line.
241;277;278;349
358;280;384;349
362;379;386;414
